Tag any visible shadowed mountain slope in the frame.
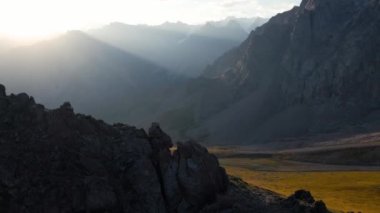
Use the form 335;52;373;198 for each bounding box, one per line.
0;31;184;124
162;0;380;144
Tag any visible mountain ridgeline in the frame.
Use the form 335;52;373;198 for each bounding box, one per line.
0;85;328;212
0;17;265;132
0;0;379;146
0;31;185;124
166;0;380;144
89;18;266;77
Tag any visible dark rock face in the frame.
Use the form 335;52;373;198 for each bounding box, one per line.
0;85;5;97
174;141;229;212
289;190;316;204
0;84;328;212
149;122;173;150
182;0;380;144
284;190;328;213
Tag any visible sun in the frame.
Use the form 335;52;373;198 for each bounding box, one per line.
0;0;299;41
0;23;61;40
0;0;85;40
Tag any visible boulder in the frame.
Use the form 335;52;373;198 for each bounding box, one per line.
175;141;229;211
284;190;329;213
290;190;315;204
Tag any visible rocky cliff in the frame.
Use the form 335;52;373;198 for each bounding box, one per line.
179;0;380;144
0;84;328;212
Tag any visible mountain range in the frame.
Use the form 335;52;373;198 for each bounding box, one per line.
0;1;378;212
157;0;380;144
89;17;266;76
1;0;379;146
0;16;266;134
0;31;183;124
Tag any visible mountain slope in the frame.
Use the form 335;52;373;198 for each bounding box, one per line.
0;31;182;124
167;0;380;144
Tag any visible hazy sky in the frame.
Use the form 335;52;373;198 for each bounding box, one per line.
0;0;301;39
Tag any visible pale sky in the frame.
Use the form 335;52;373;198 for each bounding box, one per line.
0;0;301;39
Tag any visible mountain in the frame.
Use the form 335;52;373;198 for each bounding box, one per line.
0;31;183;125
155;21;194;34
88;22;243;77
192;20;248;42
0;84;329;212
89;18;265;77
211;17;269;33
248;17;269;32
162;0;380;145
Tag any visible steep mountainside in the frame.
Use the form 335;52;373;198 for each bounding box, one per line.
0;31;183;125
165;0;380;144
0;85;328;213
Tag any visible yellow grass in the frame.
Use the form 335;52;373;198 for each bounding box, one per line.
223;165;380;213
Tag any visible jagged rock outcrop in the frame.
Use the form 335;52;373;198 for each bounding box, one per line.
0;84;328;212
283;190;328;213
177;0;380;144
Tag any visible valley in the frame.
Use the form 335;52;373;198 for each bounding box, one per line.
223;168;379;213
209;135;380;213
0;0;379;212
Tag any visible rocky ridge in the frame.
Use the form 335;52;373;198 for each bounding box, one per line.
0;84;328;212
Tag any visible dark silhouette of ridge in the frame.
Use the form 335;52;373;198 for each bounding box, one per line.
0;84;329;212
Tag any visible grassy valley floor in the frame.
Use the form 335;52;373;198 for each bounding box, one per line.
211;147;380;213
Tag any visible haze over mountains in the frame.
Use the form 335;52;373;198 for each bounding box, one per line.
1;0;379;146
0;16;266;129
89;17;267;76
1;1;379;212
0;31;184;124
0;38;14;53
0;18;264;125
